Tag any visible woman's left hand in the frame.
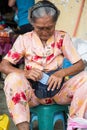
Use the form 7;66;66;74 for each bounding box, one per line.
47;72;64;91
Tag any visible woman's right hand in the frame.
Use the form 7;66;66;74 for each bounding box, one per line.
24;68;43;81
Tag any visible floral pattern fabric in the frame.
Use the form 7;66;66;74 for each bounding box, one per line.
3;31;87;129
4;30;81;71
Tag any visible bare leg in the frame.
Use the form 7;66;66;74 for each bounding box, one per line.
17;121;29;130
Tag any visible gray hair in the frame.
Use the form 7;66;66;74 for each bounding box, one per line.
29;0;60;24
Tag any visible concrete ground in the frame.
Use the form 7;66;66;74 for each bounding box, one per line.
0;80;64;130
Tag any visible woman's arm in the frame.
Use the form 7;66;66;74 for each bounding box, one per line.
0;59;24;75
47;59;85;91
61;59;85;77
8;0;16;7
0;59;43;81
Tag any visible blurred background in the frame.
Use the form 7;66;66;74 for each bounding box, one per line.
0;0;87;130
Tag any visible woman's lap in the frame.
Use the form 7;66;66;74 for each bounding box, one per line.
3;71;87;126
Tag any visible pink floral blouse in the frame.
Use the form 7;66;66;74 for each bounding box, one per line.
4;30;81;71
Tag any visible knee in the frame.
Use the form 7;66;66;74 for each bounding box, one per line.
80;71;87;79
4;72;26;87
4;72;26;93
5;72;24;82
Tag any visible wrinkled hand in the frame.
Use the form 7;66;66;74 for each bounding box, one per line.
47;72;64;91
25;68;43;81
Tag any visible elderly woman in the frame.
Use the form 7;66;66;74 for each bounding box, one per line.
0;1;87;130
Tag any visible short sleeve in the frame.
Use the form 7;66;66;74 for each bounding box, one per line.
3;35;25;65
62;33;81;64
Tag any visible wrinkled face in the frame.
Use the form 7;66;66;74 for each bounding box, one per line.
33;16;56;41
